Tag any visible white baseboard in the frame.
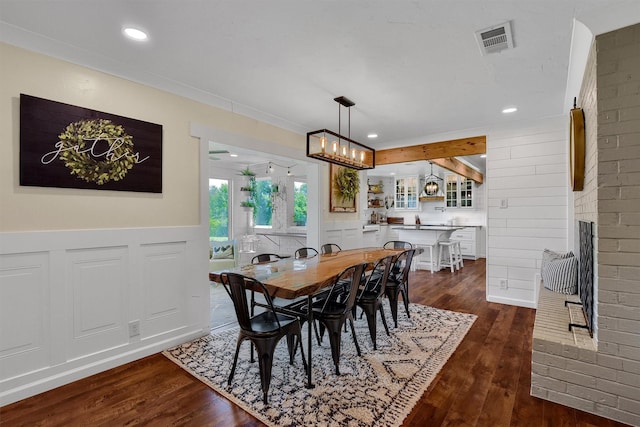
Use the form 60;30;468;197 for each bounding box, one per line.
486;294;537;309
0;329;207;406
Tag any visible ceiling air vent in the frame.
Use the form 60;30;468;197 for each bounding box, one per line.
475;21;514;55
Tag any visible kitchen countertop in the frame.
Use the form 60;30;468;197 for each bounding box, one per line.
256;231;307;237
394;225;463;231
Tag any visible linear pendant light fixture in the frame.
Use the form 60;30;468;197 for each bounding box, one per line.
307;96;375;170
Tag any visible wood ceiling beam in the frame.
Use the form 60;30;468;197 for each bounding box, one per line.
375;135;485;183
431;157;483;184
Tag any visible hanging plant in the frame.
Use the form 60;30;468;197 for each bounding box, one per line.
239;166;256;176
334;166;360;202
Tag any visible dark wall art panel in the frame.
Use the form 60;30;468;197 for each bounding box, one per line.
20;94;162;193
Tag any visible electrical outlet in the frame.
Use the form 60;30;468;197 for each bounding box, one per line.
499;279;508;290
128;320;140;337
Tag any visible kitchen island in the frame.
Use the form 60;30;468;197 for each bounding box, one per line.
394;225;463;271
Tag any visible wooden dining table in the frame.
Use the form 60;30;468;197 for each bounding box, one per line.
209;247;403;388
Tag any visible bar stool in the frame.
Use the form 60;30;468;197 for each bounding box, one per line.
439;240;463;272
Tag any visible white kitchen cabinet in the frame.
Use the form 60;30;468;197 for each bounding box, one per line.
450;227;479;259
381;225;399;246
394;176;419;210
445;174;474;208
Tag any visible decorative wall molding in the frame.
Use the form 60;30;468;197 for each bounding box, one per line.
0;226;209;406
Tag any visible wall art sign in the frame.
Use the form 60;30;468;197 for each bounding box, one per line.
20;94;162;193
329;163;358;213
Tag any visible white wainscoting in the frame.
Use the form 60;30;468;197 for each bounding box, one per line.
0;226;209;405
322;221;364;250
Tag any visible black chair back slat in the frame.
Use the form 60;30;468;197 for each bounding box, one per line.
321;243;342;254
251;253;281;264
383;240;413;250
295;247;319;259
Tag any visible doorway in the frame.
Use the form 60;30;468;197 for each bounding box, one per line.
208;177;236;330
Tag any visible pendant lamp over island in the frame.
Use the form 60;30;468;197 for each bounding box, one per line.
424;161;443;196
307;96;375;170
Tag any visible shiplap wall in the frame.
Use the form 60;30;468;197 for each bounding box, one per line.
486;116;569;308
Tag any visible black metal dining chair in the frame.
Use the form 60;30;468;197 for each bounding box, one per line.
383;240;414;277
251;253;282;264
355;254;394;350
307;263;367;375
221;272;307;404
295;247;319;259
384;248;416;327
321;243;342;254
383;240;413;250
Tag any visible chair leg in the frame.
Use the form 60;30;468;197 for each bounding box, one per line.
286;329;308;372
348;315;361;356
386;287;399;327
378;304;390;336
250;292;256;363
318;321;325;345
228;337;243;385
286;334;295;364
322;319;344;375
253;339;280;405
362;305;378;350
401;285;410;318
296;331;308;372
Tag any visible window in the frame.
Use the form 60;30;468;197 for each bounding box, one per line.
209;178;229;240
293;181;307;226
394;176;419;210
254;178;272;226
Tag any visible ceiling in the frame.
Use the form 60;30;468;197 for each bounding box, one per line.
1;1;638;169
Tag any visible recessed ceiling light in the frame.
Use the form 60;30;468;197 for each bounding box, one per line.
368;133;378;139
123;27;148;41
480;154;487;158
389;172;396;176
229;154;238;157
502;107;517;114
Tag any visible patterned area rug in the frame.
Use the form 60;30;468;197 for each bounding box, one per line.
164;302;476;427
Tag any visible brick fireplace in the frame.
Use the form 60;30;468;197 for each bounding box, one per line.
531;23;640;426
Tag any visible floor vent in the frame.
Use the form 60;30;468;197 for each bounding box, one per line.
475;21;514;55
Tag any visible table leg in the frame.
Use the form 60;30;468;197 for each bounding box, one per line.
305;294;315;389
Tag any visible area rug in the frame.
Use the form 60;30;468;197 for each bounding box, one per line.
164;302;476;426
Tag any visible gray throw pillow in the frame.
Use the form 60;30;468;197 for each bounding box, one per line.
542;255;578;294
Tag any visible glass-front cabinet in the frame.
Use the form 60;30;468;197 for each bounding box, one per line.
445;175;458;207
446;174;474;208
460;177;473;207
394;176;419;210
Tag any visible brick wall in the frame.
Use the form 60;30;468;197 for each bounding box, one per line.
595;22;640;423
532;23;640;426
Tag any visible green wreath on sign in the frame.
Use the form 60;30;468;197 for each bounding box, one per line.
334;166;360;202
57;119;136;185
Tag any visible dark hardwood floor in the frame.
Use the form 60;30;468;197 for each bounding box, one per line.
1;259;629;426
